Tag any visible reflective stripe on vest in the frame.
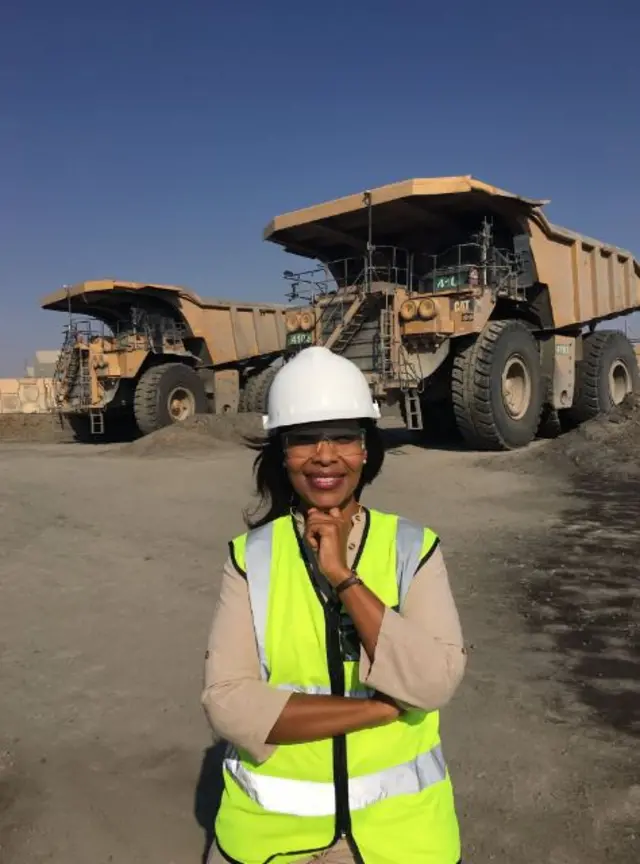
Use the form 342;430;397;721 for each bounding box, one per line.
243;514;428;682
243;521;272;679
224;742;446;817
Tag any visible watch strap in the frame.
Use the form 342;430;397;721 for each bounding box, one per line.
335;573;363;596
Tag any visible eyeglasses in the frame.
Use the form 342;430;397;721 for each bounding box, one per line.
282;429;365;456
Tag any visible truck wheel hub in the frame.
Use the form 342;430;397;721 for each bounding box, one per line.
609;360;631;405
501;354;531;420
167;387;195;422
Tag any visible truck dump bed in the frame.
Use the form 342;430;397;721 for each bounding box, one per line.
0;378;53;414
264;176;640;330
41;280;288;366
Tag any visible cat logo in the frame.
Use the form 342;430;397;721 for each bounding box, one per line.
453;298;475;323
453;299;473;313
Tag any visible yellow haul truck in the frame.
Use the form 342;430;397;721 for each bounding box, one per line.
265;176;640;450
41;280;287;438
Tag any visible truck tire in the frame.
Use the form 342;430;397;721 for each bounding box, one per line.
240;373;260;413
134;362;207;435
536;404;563;439
243;365;278;414
452;320;544;450
564;330;639;425
66;414;94;443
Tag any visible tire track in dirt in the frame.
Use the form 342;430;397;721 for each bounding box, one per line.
506;396;640;739
517;475;640;737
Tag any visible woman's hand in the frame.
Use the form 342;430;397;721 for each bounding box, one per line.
371;690;404;721
304;507;352;586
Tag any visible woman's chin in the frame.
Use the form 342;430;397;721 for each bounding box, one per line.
300;482;351;511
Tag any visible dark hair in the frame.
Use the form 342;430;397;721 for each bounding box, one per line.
243;420;385;529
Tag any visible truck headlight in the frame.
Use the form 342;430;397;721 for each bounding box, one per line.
285;311;302;332
400;300;417;321
418;298;437;320
299;311;315;332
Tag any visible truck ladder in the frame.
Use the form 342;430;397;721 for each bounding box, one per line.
89;409;105;436
397;344;424;431
379;307;394;380
403;389;423;431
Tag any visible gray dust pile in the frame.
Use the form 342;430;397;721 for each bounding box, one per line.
551;394;639;478
116;413;265;457
0;414;74;443
531;394;639;479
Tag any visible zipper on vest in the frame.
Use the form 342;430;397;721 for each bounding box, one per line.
292;513;367;863
325;600;351;839
326;602;365;864
326;509;370;864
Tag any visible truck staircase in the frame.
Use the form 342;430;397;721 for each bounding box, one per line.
325;293;372;353
52;331;78;407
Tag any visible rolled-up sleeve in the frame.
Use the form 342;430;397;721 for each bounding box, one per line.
359;545;466;711
201;556;291;763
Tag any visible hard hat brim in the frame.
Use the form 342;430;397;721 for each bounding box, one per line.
263;401;381;432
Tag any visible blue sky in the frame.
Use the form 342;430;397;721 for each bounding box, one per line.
1;0;639;374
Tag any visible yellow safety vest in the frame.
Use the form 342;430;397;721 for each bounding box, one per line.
215;507;461;864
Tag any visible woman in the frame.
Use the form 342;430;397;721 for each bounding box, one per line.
202;346;466;864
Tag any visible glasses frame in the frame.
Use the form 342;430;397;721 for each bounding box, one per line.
281;429;366;457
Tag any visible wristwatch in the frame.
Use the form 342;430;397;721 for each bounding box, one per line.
335;572;364;596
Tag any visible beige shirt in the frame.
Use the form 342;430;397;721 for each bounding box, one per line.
202;509;466;763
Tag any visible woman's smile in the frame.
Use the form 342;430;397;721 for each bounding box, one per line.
305;473;347;491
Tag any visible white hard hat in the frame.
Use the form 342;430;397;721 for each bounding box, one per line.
263;346;381;431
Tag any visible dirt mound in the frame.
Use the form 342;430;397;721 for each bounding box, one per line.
118;412;265;457
0;413;73;443
520;395;640;480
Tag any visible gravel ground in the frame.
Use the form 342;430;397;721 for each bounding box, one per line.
0;411;638;863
